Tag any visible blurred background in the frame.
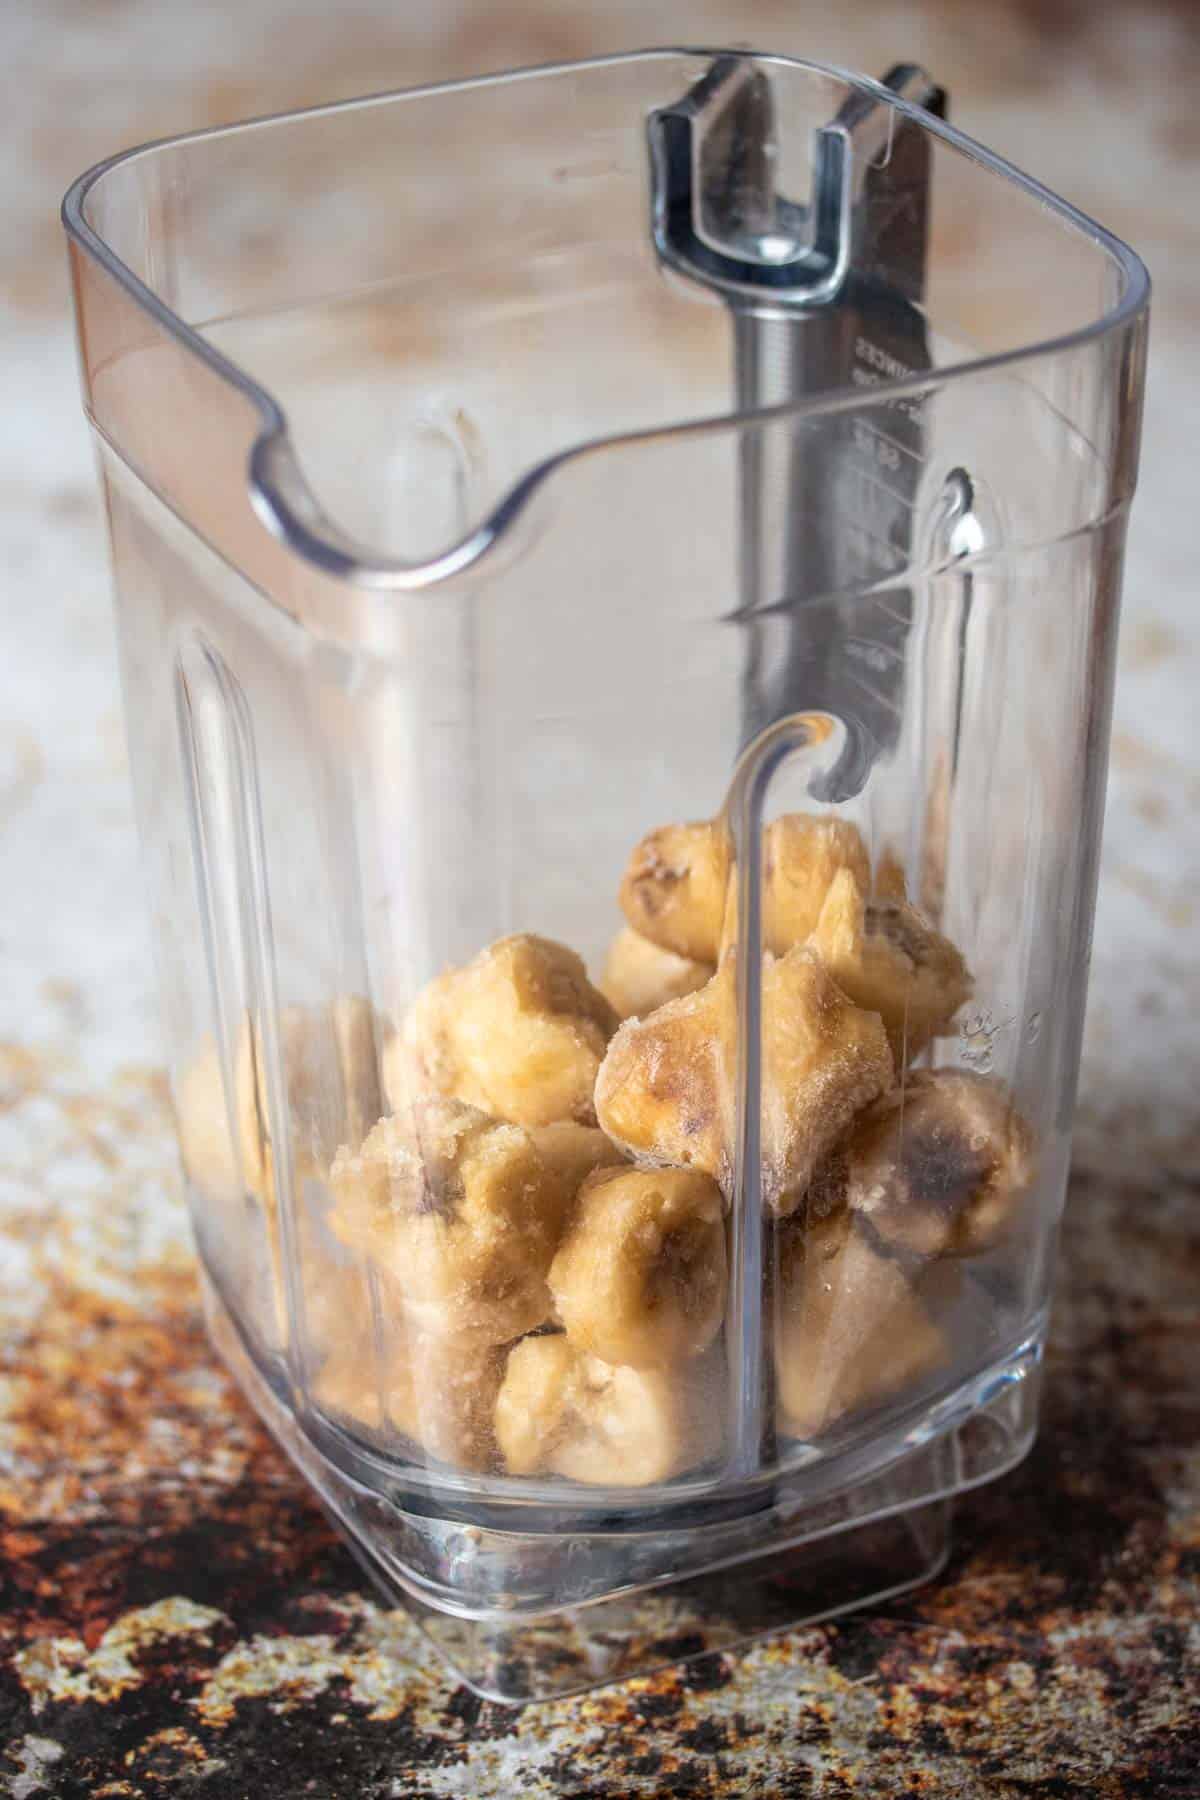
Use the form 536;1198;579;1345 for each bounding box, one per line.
3;0;1197;1219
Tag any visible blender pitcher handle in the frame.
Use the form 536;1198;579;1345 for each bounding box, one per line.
649;58;946;799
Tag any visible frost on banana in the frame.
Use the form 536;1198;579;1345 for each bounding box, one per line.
314;1324;504;1473
809;868;970;1065
619;813;870;964
775;1209;953;1438
845;1069;1034;1258
549;1166;727;1369
494;1333;721;1485
328;1098;567;1345
594;945;893;1215
601;925;713;1020
399;934;619;1128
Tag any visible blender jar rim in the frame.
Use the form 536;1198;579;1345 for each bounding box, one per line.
61;45;1152;595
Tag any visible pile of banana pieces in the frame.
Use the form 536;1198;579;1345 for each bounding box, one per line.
178;812;1032;1488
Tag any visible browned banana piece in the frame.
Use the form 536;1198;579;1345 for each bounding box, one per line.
619;820;733;964
403;934;618;1127
595;946;893;1214
845;1069;1034;1257
494;1334;721;1485
329;1098;566;1345
775;1210;952;1438
620;813;870;963
549;1166;727;1368
809;868;971;1065
315;1325;504;1473
528;1121;628;1238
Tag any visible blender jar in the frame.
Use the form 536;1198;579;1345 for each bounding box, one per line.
64;50;1149;1702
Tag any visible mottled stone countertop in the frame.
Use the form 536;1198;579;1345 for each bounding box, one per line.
2;2;1197;1794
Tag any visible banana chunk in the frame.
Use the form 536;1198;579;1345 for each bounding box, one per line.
329;1099;564;1345
177;996;382;1207
874;846;910;903
594;961;731;1189
846;1070;1035;1258
775;1211;951;1438
760;947;895;1213
528;1121;626;1220
619;820;733;965
620;814;869;964
595;946;893;1215
810;869;970;1064
549;1167;727;1369
762;813;872;954
402;934;618;1128
494;1334;721;1485
527;1125;628;1328
176;1019;262;1205
601;925;714;1020
315;1325;503;1473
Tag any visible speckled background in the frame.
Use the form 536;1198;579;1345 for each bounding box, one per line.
3;1;1198;1794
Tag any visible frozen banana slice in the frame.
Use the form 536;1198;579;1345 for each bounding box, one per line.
620;814;869;963
528;1121;627;1225
176;1019;261;1204
549;1166;727;1369
495;1334;720;1485
810;868;970;1064
176;997;382;1208
874;847;910;903
595;957;732;1189
763;813;871;953
595;946;892;1214
315;1325;503;1473
775;1210;951;1438
176;1004;383;1353
761;945;895;1214
846;1069;1034;1258
403;934;618;1128
495;1334;576;1477
619;819;733;965
329;1099;563;1345
601;925;714;1020
529;1124;629;1330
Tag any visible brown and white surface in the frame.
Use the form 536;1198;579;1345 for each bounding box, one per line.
2;2;1197;1793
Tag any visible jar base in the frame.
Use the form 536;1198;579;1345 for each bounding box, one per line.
202;1273;1038;1703
360;1492;953;1704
